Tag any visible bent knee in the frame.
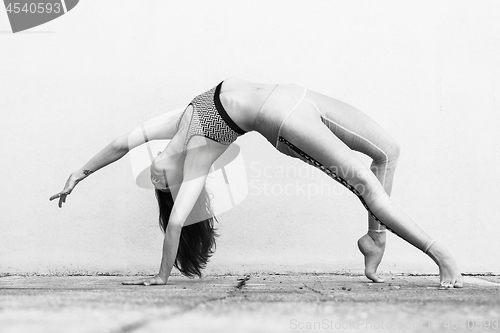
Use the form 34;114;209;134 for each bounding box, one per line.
377;138;400;163
388;140;401;160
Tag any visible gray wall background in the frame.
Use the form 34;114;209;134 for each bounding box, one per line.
1;0;499;276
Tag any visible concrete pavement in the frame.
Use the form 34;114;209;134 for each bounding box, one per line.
1;273;499;333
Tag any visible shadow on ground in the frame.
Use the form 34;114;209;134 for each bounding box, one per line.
0;274;499;332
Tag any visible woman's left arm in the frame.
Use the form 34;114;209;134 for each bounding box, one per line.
123;142;218;285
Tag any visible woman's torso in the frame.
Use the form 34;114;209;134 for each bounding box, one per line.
218;77;278;131
152;77;277;192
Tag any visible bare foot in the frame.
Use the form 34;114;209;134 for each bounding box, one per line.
426;242;464;288
357;232;386;283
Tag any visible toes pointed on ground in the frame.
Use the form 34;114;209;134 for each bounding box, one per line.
440;281;454;289
366;272;385;283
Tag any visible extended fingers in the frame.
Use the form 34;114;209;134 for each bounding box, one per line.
58;193;68;208
50;190;70;208
122;277;164;286
122;280;142;285
121;279;146;285
122;278;152;285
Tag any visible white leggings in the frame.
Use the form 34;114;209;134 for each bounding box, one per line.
254;84;435;252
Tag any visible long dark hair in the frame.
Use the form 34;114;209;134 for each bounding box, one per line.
155;186;218;278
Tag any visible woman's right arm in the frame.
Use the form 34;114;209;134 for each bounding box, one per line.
49;139;128;208
50;107;185;208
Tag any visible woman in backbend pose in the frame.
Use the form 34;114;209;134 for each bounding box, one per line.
50;77;463;288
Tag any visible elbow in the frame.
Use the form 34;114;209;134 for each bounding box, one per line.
111;137;128;153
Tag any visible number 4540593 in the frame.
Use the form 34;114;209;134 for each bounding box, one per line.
6;2;62;14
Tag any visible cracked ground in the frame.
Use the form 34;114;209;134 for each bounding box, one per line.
0;274;499;332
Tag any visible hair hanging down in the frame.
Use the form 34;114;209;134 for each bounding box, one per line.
155;186;218;278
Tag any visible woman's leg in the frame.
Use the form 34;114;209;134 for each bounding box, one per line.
304;90;401;282
277;99;463;288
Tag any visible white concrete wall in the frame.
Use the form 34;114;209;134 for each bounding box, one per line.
1;0;499;276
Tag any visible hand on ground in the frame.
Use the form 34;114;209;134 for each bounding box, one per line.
122;275;166;286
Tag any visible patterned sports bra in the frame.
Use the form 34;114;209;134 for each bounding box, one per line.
176;82;247;153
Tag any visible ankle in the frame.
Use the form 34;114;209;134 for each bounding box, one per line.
367;231;386;246
425;242;448;264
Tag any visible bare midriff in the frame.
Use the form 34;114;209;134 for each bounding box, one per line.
218;77;277;132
